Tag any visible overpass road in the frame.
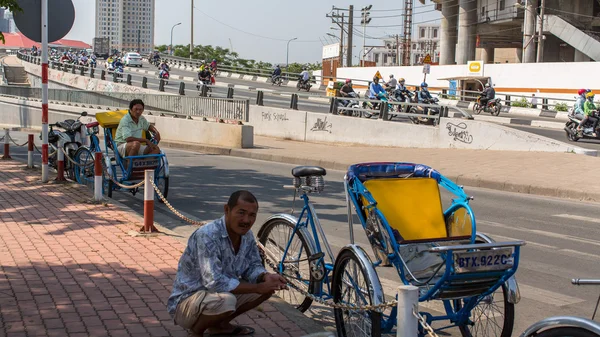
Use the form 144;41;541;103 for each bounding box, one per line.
8;131;600;335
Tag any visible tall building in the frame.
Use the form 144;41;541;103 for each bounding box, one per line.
95;0;155;54
365;24;440;66
0;8;15;33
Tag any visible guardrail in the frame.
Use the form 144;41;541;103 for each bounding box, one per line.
16;51;473;122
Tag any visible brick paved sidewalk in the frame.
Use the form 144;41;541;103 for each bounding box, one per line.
0;161;322;337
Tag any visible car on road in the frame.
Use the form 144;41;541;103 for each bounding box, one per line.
123;52;142;67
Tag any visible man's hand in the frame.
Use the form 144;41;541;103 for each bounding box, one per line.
153;131;161;143
257;273;288;294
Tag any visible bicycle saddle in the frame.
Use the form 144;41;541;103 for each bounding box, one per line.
292;166;326;177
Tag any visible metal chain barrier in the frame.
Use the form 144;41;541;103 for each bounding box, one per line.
59;147;95;168
149;180;204;226
101;160;146;190
413;307;440;337
6;134;29;147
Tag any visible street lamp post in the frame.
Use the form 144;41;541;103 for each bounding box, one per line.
170;22;182;56
286;37;297;79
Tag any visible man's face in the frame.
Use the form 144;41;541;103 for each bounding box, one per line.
130;104;144;119
225;200;258;236
374;79;379;84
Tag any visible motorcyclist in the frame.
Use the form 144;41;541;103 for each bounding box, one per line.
158;61;170;78
339;79;356;106
579;91;598;136
113;57;124;69
479;83;496;109
198;67;211;83
210;59;217;72
60;52;70;63
574;89;589;117
299;67;310;86
152;52;160;64
272;65;282;82
418;82;433;102
106;55;114;65
385;74;398;91
395;77;411;102
369;76;385;108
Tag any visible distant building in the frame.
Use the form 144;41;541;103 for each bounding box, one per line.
364;24;441;66
94;0;155;54
0;8;15;33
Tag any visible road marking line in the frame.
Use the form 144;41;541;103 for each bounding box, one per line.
553;214;600;224
479;220;600;248
518;283;585;307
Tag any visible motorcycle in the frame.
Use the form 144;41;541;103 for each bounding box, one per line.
475;93;502;116
43;111;89;180
337;92;362;117
409;96;440;126
158;69;170;85
386;89;415;120
296;77;312;92
564;110;600;142
196;77;213;96
271;75;283;86
89;58;97;68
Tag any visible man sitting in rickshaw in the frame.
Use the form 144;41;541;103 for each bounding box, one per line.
114;99;161;160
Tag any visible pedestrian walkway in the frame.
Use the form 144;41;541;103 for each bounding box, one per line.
0;160;325;337
170;135;600;202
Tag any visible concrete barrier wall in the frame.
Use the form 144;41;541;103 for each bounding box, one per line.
0;97;253;148
247;105;594;155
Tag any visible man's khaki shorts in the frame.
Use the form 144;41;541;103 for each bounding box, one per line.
117;142;146;158
174;291;263;329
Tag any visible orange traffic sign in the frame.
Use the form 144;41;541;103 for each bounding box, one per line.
423;54;432;64
374;71;383;79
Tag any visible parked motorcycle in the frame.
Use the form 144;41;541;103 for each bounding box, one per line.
409;97;440;125
43;111;89;180
564;110;600;142
475;93;502;116
296;77;312;92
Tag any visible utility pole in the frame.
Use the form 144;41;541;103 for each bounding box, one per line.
536;0;545;63
402;0;413;66
347;5;353;67
361;5;372;65
339;13;344;67
190;0;194;59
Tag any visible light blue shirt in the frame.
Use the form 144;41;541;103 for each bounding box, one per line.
114;112;150;146
369;82;384;99
167;216;266;316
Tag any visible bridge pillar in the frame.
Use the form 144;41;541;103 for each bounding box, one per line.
456;0;477;64
440;0;458;65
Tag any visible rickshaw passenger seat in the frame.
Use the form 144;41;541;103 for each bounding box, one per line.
362;178;447;242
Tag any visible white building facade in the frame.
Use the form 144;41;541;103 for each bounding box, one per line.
95;0;155;54
365;24;441;66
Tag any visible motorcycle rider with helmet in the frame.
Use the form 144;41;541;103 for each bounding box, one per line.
579;91;598;136
418;82;434;115
369;76;385;109
479;83;496;110
158;60;170;79
339;79;356;106
299;67;310;86
395;77;411;101
574;89;589;117
272;65;282;83
385;74;398;91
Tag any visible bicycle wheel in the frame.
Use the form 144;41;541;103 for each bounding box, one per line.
74;148;95;186
154;156;169;202
458;284;515;337
257;218;316;312
532;327;600;337
332;249;381;337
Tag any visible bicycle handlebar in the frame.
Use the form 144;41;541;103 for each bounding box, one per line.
571;279;600;285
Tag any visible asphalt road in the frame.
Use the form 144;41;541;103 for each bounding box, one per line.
8;131;600;336
510;124;600;151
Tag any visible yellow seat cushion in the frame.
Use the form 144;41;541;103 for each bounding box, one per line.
362;178;447;242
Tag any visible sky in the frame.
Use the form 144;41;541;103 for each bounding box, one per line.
64;0;440;64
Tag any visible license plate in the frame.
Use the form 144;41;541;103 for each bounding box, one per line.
454;248;513;273
132;159;158;168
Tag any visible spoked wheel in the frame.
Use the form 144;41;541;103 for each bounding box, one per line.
493;105;501;116
475;107;483;115
473;103;479;111
457;284;515;337
333;249;381;337
532;327;600;337
154;157;169;203
566;122;580;142
257;219;316;312
74;148;95;185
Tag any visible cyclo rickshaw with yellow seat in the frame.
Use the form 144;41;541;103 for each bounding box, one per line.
258;162;524;336
78;110;169;199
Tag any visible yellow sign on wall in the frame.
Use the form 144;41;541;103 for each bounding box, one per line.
467;60;484;76
423;54;432;64
374;71;383;79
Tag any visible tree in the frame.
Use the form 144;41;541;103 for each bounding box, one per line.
0;2;22;44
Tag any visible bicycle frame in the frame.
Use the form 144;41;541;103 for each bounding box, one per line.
277;190;336;300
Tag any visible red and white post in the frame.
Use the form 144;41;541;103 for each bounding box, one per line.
1;129;10;160
94;152;103;201
27;134;34;168
143;169;158;233
41;0;49;182
55;139;66;181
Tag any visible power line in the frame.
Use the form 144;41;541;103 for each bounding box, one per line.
192;6;320;43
